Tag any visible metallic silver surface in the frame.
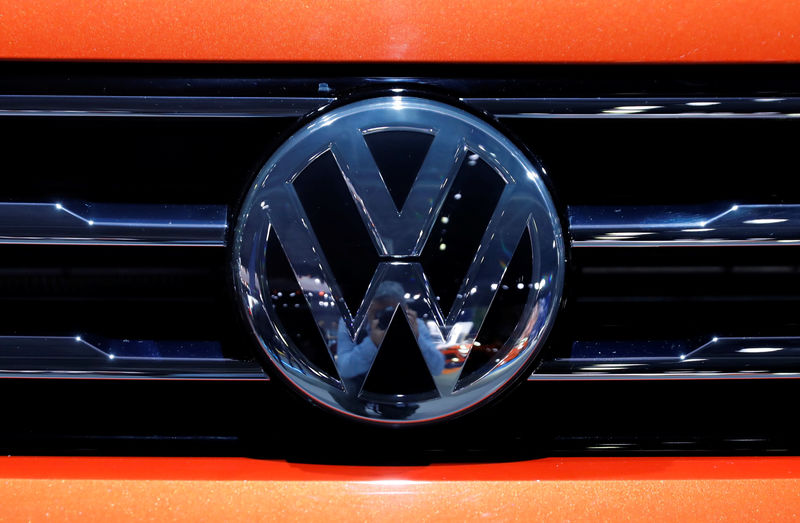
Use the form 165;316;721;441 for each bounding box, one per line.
528;372;800;380
234;96;565;423
570;204;800;247
534;336;800;378
0;201;226;246
4;95;799;119
0;336;265;380
466;97;800;118
0;95;332;118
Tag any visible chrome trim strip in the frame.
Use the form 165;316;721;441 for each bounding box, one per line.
0;201;227;246
570;204;800;247
0;95;333;118
533;336;800;379
0;336;267;381
529;373;800;381
465;97;800;118
0;367;266;381
5;96;799;120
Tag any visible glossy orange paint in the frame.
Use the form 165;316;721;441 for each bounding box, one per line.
0;0;799;63
1;457;800;520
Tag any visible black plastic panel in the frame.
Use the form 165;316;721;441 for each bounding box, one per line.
0;116;291;205
0;245;250;359
504;118;800;206
2;378;800;459
1;63;799;97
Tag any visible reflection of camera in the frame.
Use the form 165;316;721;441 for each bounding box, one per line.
376;306;395;330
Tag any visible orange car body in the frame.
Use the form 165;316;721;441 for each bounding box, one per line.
2;0;800;520
1;0;800;63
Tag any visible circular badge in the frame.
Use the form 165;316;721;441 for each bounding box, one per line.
234;96;564;423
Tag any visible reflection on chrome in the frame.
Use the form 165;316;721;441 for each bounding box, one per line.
0;335;264;380
234;96;565;423
335;279;446;383
570;204;800;247
534;336;800;379
6;95;800;120
465;97;800;119
0;94;333;118
0;201;227;246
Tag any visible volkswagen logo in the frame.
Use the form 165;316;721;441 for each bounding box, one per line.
234;96;565;424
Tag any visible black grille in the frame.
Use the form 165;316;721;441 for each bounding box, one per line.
2;63;800;458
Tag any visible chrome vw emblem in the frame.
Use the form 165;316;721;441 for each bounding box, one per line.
234;96;564;423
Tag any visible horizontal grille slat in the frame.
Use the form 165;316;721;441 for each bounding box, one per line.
0;201;226;246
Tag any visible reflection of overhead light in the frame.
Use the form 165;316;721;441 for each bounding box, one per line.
738;347;783;353
516;283;525;290
440;216;449;224
682;228;714;232
593;235;634;241
606;232;653;237
744;218;787;225
602;105;663;114
754;98;784;102
439;243;447;251
615;105;662;110
686;101;720;106
490;283;498;290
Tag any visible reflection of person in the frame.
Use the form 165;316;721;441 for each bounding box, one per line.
336;281;445;383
